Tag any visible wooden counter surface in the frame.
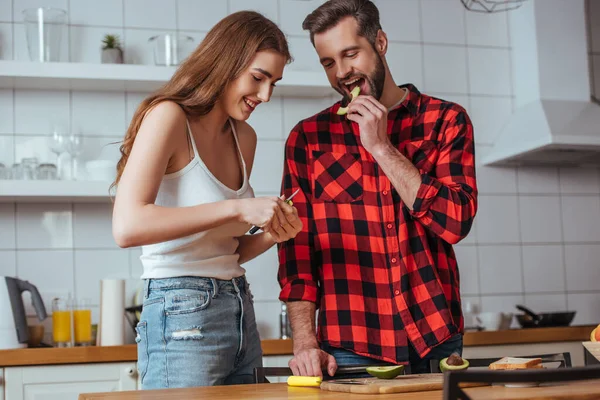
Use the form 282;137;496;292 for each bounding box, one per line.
78;380;600;400
1;326;594;368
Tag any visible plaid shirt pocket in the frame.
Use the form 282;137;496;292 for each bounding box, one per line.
312;151;363;203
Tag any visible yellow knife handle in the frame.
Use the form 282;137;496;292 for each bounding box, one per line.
287;376;322;387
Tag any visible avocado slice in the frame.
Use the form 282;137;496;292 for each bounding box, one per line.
336;86;361;115
366;365;405;379
439;353;469;372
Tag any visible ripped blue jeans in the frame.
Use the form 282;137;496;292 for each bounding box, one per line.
135;276;263;389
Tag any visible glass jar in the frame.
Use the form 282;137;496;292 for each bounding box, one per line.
148;34;194;66
37;163;58;180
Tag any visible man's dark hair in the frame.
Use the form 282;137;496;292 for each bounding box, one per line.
302;0;382;47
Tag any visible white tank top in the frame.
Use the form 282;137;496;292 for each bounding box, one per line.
139;118;254;280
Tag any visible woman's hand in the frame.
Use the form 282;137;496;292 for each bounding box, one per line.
266;203;303;243
235;196;289;228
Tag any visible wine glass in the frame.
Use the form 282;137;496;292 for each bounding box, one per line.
47;125;66;179
64;132;84;180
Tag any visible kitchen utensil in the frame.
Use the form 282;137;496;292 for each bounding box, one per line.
149;34;194;66
0;276;47;349
475;312;513;331
320;373;487;394
515;305;576;328
248;189;300;234
22;7;67;62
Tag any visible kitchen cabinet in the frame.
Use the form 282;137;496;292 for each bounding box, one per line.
3;362;137;400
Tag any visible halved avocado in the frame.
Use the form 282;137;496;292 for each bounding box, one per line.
336;86;361;115
366;365;405;379
439;353;470;372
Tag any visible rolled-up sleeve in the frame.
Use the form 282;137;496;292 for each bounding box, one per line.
410;110;478;244
278;124;320;304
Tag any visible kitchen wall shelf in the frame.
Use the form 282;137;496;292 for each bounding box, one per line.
0;180;113;203
0;61;334;96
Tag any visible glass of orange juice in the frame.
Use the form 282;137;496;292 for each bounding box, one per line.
74;298;92;346
52;297;72;347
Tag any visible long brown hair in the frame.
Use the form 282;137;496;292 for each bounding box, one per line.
112;11;291;191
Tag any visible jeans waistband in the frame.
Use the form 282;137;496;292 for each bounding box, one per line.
144;275;247;298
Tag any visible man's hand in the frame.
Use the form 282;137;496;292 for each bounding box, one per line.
289;345;338;379
346;95;391;154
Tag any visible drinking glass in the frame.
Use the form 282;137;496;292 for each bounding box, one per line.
74;298;92;346
64;132;84;180
52;297;72;347
47;126;66;179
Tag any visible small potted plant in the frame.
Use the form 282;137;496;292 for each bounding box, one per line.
101;34;123;64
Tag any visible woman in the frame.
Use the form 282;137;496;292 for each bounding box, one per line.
111;11;301;389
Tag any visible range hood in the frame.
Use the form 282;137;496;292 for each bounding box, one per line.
482;0;600;167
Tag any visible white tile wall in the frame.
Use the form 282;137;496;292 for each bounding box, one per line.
0;0;599;347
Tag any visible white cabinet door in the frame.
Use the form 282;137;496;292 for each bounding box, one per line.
4;362;137;400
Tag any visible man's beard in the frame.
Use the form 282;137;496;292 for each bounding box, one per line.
337;53;386;104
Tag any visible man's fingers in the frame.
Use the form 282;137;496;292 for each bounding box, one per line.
289;359;300;376
310;354;323;379
326;354;338;377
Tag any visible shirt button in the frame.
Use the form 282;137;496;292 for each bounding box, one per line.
383;190;388;195
387;224;393;229
394;290;400;295
391;258;397;263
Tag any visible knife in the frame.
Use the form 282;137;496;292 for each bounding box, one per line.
248;189;300;234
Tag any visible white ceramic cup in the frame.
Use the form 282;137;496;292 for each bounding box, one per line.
476;312;513;331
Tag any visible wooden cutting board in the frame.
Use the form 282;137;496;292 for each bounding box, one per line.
320;373;487;394
583;341;600;362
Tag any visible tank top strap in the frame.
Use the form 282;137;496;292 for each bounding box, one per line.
228;119;248;184
185;118;200;160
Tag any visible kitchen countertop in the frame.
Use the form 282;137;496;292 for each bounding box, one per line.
77;380;600;400
0;326;594;368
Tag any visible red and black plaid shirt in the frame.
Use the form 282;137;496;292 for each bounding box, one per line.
277;84;477;364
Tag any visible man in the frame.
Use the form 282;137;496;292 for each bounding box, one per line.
277;0;477;376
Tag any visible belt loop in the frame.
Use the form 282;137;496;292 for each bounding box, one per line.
232;278;240;294
144;279;151;300
211;278;219;298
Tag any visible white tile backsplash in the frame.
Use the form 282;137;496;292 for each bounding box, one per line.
374;0;421;43
567;292;600;325
467;48;511;96
0;204;16;249
469;97;513;145
454;245;479;295
177;0;227;32
14;90;70;135
16;203;73;249
247;98;284;140
559;167;600;194
518;196;562;244
420;0;465;45
0;250;17;276
517;167;560;194
564;244;600;292
73;203;117;249
71;91;126;137
70;0;123;27
475;195;520;244
561;196;600;243
0;1;11;22
230;0;279;24
465;9;509;48
478;245;522;295
522;245;565;293
0;22;13;60
423;45;468;94
124;0;176;30
387;42;424;90
0;89;14;134
1;0;599;342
